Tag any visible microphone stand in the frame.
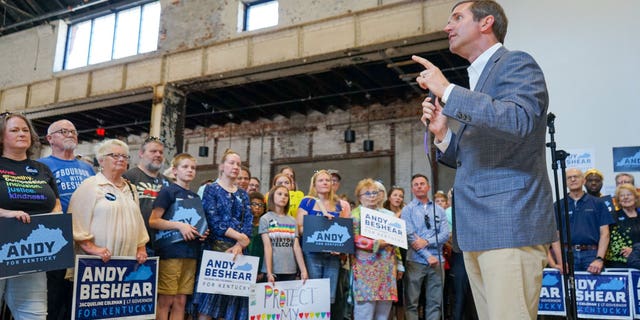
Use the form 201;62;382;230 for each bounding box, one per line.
423;93;445;320
546;113;578;320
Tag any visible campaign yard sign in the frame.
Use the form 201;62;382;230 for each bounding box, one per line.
196;250;259;297
249;279;330;320
72;255;158;320
575;271;632;319
301;215;354;254
538;268;566;316
359;207;408;249
630;270;640;319
613;146;640;172
0;213;73;279
154;197;208;249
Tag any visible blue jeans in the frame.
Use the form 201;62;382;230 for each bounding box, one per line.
304;252;340;303
0;272;47;320
572;249;597;272
404;260;443;320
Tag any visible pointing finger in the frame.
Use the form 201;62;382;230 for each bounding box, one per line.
412;55;435;69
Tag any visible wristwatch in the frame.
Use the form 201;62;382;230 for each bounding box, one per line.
595;256;604;261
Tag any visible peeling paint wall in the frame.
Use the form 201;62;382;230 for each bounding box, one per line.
158;0;415;52
0;22;61;88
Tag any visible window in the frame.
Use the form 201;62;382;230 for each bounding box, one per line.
63;1;160;70
242;0;278;32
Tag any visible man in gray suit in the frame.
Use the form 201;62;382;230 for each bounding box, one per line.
413;1;556;319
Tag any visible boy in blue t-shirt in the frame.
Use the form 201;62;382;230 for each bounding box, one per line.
149;153;206;320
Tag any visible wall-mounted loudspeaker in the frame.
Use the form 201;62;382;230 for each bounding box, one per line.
363;140;374;152
198;146;209;157
344;129;356;143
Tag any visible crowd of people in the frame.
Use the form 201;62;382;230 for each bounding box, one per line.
4;1;640;320
2;106;640;320
0;113;456;320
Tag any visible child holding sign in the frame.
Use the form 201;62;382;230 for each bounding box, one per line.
149;153;206;320
260;185;308;283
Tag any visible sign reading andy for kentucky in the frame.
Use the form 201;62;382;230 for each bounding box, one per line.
72;255;158;320
0;213;73;279
360;207;408;249
574;271;632;319
154;197;208;249
301;215;354;254
249;279;330;320
538;268;566;316
196;250;259;297
613;146;640;172
629;270;640;319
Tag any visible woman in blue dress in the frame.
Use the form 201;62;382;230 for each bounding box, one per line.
296;169;351;313
192;149;252;320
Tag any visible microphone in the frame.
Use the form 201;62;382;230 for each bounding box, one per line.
425;91;436;129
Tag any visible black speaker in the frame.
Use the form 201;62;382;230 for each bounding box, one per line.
363;139;374;152
198;146;209;157
344;129;356;143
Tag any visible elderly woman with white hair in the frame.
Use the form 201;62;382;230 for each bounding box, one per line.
68;139;149;264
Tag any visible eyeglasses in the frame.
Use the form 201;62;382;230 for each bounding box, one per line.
50;128;78;136
1;111;12;118
250;202;265;207
359;191;379;197
105;153;130;160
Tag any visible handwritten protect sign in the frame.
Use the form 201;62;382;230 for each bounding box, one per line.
196;250;259;297
359;207;408;249
249;279;330;320
0;213;74;279
72;255;158;320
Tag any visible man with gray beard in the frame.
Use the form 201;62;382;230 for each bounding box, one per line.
39;119;95;320
123;137;169;256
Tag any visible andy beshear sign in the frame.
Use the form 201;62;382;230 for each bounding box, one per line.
360;207;407;249
196;250;259;297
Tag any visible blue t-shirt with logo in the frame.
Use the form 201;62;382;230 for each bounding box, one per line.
152;183;203;259
38;156;94;213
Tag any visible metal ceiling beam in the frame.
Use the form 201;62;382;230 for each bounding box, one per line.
23;0;45;16
0;0;34;18
24;88;153;119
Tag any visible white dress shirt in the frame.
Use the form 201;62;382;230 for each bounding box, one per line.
435;43;503;151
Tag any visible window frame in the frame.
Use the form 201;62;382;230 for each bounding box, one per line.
62;0;160;70
242;0;279;32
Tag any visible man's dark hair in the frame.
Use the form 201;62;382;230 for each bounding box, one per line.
453;0;508;43
411;173;429;184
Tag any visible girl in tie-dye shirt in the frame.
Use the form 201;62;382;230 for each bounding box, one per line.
260;185;308;283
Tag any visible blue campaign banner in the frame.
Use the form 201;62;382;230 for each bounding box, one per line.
154;197;208;249
0;213;74;279
301;215;354;254
538;269;566;316
630;270;640;319
613;146;640;172
72;256;158;320
574;271;632;319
